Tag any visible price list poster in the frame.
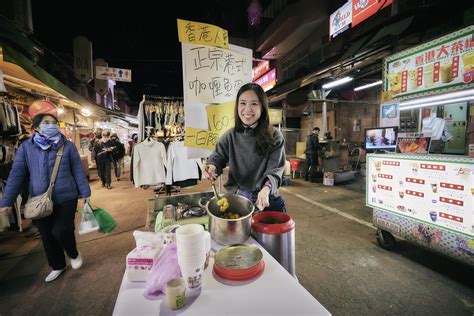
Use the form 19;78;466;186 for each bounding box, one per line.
367;155;474;237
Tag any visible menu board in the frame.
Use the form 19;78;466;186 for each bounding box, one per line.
384;25;474;100
367;154;474;236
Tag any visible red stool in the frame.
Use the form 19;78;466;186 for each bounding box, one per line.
289;159;303;179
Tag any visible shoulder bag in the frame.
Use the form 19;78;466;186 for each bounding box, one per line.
24;145;64;220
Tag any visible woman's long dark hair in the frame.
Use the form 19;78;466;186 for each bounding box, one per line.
234;83;275;156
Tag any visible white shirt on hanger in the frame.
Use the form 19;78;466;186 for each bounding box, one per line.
133;138;167;187
165;141;202;185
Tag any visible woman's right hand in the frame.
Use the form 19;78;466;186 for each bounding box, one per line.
203;164;217;180
0;207;13;215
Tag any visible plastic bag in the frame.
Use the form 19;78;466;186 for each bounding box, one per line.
79;203;100;235
144;241;182;298
133;230;164;248
92;206;117;233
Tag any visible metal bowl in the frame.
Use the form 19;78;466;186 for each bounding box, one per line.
205;193;255;245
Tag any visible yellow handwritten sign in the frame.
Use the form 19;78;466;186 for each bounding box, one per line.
177;19;229;49
184;127;219;151
206;101;235;135
269;109;283;125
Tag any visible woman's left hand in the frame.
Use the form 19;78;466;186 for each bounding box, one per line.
256;186;271;211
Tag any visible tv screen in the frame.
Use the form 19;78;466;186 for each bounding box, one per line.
365;127;398;152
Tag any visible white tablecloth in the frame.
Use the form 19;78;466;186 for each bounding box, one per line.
113;238;331;316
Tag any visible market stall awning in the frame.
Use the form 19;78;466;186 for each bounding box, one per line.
2;42;138;125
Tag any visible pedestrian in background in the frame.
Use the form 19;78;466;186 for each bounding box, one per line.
110;133;125;181
0;113;91;283
304;127;320;181
96;131;114;189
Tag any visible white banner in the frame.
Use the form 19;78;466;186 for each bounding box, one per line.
183;43;252;158
183;43;252;104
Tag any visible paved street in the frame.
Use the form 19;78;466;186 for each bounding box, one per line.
0;173;473;315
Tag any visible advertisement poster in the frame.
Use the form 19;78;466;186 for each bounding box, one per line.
352;0;393;27
396;135;431;153
329;1;352;40
380;101;399;127
384;25;474;100
367;155;474;237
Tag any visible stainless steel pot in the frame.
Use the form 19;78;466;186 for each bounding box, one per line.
200;193;255;245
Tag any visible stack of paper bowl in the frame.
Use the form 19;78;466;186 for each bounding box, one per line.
213;244;265;281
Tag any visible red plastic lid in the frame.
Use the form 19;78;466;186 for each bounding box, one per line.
214;260;265;281
251;211;295;234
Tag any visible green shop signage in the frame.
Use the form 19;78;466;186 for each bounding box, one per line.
383;25;474;100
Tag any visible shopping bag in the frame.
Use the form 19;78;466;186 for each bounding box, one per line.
79;203;100;235
92;206;117;233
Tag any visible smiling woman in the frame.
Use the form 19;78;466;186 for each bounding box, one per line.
203;83;287;213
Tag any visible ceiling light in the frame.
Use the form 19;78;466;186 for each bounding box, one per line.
322;77;353;89
399;96;474;111
81;107;92;117
399;89;474;107
354;80;383;91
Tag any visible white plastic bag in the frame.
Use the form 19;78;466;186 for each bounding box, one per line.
79;202;100;235
133;230;164;248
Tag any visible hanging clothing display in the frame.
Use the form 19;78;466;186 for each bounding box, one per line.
165;140;202;186
132;138;167;187
0;94;22;135
137;95;184;142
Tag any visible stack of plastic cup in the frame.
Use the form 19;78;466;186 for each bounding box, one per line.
176;224;206;289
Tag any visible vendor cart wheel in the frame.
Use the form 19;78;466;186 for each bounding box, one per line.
376;229;396;251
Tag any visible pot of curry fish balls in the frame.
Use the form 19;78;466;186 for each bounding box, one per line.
200;193;255;245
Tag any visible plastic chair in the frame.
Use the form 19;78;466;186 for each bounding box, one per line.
289;159;303;179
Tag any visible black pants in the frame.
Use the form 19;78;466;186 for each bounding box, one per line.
33;199;79;270
304;154;318;180
97;158;112;185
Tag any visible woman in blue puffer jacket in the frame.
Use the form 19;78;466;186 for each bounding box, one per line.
0;113;91;283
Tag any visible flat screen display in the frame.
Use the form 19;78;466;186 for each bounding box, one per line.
365;127;398;152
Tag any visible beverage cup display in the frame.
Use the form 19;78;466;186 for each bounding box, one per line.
372;184;377;193
423;64;434;88
431;183;437;193
408;70;418;90
462;52;474;73
399;191;404;198
389;72;402;94
375;161;382;172
372;174;377;182
440;62;453;83
430;211;437;222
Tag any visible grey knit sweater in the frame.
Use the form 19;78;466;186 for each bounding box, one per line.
207;126;286;195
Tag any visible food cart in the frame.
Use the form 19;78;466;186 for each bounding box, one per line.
367;153;474;266
368;25;474;266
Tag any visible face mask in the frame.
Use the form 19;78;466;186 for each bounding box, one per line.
40;124;60;138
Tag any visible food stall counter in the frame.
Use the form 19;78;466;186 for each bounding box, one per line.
113;237;331;316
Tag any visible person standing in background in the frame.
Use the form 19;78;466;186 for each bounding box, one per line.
110;133;125;181
304;127;320;181
96;131;114;189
